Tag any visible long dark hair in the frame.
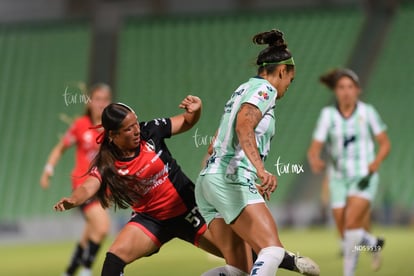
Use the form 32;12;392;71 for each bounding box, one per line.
90;103;142;209
253;29;294;74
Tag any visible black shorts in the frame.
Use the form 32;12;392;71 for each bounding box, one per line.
128;206;207;249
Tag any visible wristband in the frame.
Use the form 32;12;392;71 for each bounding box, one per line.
44;164;54;175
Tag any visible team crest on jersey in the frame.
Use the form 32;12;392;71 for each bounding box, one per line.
118;168;130;175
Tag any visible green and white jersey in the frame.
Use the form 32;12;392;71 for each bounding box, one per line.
313;101;387;179
201;77;277;181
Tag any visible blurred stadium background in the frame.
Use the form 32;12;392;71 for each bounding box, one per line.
0;0;412;274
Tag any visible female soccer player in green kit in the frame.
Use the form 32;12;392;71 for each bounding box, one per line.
195;29;319;276
308;68;391;276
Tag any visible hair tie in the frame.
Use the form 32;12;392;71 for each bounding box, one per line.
95;131;105;144
89;124;103;130
89;124;105;144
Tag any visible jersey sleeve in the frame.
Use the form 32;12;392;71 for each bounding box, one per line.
313;107;331;142
140;118;172;140
242;84;276;115
62;119;80;147
367;104;387;135
89;166;102;182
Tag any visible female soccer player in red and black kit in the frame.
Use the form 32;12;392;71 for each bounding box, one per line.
41;84;112;276
54;96;318;275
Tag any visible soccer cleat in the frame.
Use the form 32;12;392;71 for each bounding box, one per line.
292;253;320;276
371;237;385;271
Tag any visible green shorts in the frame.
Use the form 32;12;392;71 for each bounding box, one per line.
195;173;264;225
329;173;379;209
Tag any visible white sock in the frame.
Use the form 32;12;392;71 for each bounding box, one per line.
361;230;377;247
201;265;249;276
251;246;284;276
343;229;364;276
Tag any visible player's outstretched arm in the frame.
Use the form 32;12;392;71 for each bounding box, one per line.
369;131;391;173
307;140;326;174
170;95;202;135
40;140;68;189
54;176;101;211
236;103;277;195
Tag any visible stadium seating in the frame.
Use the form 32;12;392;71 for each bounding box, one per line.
0;22;91;220
364;3;414;209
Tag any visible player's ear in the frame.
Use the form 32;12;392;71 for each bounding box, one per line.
108;130;117;141
278;65;286;79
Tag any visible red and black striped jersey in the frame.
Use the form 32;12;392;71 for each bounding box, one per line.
91;118;196;220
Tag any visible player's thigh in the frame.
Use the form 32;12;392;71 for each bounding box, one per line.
344;196;371;229
108;224;158;264
329;178;348;209
231;203;282;254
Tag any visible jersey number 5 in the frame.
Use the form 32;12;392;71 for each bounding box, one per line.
185;207;201;228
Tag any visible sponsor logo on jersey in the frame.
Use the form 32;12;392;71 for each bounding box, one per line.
224;100;234;113
343;135;357;148
138;163;170;194
231;88;245;98
153;118;168;126
118;168;130;175
257;91;269;101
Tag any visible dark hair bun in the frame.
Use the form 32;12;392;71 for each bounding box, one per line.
319;69;338;90
320;68;360;90
253;29;287;50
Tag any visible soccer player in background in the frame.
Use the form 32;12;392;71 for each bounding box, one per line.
54;98;319;276
40;84;112;276
195;29;320;276
307;68;391;276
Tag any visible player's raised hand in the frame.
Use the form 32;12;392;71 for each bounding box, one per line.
54;197;76;211
179;95;202;113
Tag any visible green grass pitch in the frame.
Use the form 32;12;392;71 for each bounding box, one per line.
0;226;411;275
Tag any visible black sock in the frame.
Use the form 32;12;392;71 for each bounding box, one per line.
83;240;101;268
66;243;84;275
279;251;296;271
252;249;295;271
101;252;126;276
252;249;258;262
